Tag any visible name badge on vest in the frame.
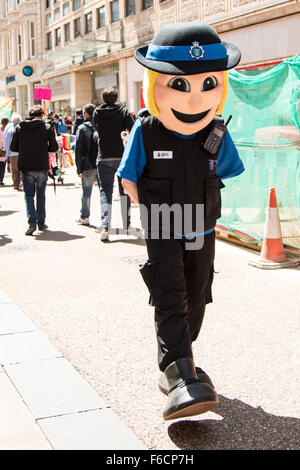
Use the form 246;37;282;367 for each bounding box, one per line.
153;151;173;159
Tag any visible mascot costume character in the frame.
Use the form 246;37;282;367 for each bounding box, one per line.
118;22;244;421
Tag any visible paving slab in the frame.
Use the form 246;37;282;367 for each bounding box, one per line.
0;330;62;366
38;408;147;450
4;357;108;419
0;366;52;450
0;302;38;335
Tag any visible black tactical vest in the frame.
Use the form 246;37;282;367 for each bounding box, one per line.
137;115;224;238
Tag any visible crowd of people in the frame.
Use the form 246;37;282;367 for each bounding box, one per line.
0;87;136;239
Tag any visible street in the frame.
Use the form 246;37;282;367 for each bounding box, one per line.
0;168;300;450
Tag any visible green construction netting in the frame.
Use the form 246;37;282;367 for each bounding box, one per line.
221;55;300;253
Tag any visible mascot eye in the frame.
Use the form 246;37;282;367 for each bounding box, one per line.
202;76;218;91
168;77;191;92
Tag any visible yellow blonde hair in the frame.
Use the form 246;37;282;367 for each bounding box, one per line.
143;69;229;117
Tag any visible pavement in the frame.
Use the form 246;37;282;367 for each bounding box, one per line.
0;167;300;451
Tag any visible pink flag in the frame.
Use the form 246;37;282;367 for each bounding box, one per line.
34;88;52;101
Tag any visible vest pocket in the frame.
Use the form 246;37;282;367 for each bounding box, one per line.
204;176;225;221
138;177;172;206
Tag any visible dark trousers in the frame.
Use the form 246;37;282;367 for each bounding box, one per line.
0;160;6;183
140;232;215;371
22;170;48;227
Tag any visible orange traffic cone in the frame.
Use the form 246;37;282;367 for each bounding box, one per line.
248;188;299;269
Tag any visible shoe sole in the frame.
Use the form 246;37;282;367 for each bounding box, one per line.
164;400;218;421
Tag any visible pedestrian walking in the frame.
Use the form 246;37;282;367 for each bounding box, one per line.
118;22;245;421
53;114;67;135
10;104;58;235
3;113;21;190
0;117;9;185
72;108;84;135
93;87;134;241
75;103;100;226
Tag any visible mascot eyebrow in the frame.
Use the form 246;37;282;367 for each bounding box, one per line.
143;68;229;118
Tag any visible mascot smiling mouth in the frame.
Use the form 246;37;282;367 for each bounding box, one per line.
171;108;210;123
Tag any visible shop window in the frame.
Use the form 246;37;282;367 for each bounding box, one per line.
74;17;81;37
97;6;105;28
85;12;92;34
55;27;61;46
64;22;71;42
126;0;135;16
142;0;153;9
110;0;119;23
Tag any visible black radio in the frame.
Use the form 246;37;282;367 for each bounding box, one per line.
204;115;232;156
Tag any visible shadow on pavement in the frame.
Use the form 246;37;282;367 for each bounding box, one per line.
34;230;85;242
0;210;19;217
0;234;13;247
108;237;146;246
168;395;300;450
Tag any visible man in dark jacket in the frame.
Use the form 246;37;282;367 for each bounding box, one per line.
75;103;100;226
93;87;134;241
10;104;58;235
72;108;84;135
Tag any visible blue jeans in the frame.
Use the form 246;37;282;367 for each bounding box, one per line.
97;161;131;230
80;168;100;219
22;170;48;227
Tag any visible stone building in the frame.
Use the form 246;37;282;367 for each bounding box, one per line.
0;0;299;117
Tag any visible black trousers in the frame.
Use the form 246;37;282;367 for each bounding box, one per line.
140;231;215;371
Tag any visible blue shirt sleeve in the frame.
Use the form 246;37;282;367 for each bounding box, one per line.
216;131;245;179
117;119;147;184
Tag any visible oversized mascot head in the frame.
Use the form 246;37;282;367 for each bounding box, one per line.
135;22;241;135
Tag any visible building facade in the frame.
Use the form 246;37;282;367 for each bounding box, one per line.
0;0;299;117
0;0;43;117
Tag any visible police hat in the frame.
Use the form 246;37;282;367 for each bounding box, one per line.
135;22;241;75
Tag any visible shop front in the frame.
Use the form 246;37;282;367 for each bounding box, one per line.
92;64;119;105
47;73;72;116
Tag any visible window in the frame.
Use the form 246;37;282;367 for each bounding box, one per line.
63;2;70;15
17;31;22;62
74;17;81;37
83;0;92;4
30;22;35;57
45;0;50;8
55;27;61;46
85;12;92;33
47;31;52;50
126;0;135;16
97;6;105;28
142;0;153;8
73;0;80;10
54;7;60;22
45;12;51;26
64;22;70;41
110;0;119;22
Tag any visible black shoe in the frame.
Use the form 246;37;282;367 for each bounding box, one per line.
162;357;218;421
25;226;36;236
159;366;215;395
38;224;48;231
